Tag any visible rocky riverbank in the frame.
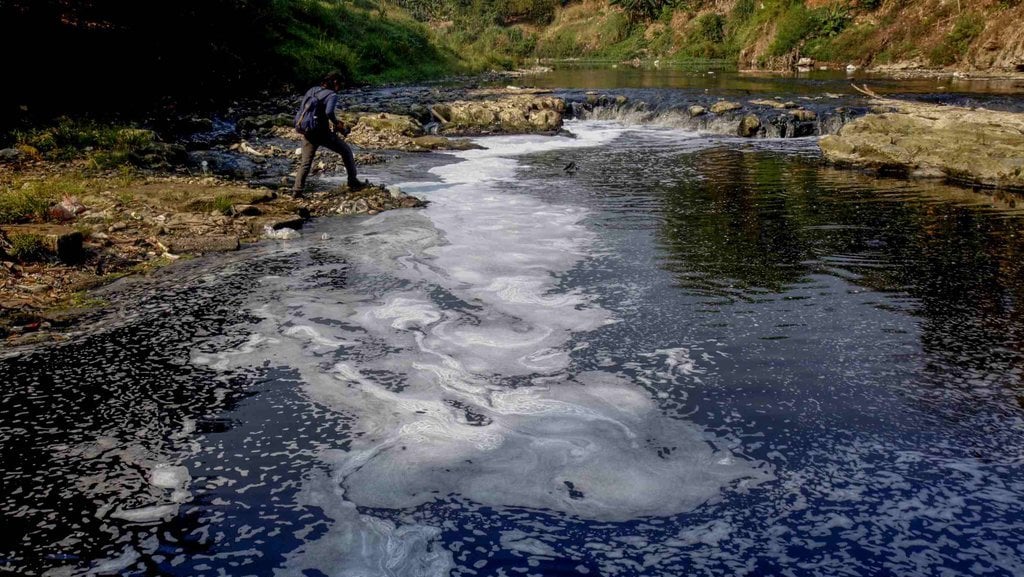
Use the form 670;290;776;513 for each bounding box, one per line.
0;86;570;344
820;87;1024;191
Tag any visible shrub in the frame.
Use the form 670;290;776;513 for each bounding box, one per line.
13;120;156;166
732;0;756;21
928;11;984;66
213;195;235;215
497;0;560;24
611;0;674;22
696;13;726;43
0;188;58;224
6;233;48;262
769;3;816;56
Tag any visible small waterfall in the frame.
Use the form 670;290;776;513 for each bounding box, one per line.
563;93;864;138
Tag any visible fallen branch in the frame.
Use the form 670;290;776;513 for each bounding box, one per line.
851;83;881;99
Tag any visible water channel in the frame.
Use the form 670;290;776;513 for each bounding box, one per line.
3;67;1024;576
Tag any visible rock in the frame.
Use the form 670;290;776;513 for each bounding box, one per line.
0;148;23;163
232;204;262;216
159;235;240;254
47;196;88;221
0;225;84;263
710;101;743;115
738;115;762;138
790;109;817;122
820;98;1024;191
750;99;787;109
356;113;423;137
688;105;707;117
797;57;814;68
187;150;290;181
413;136;483;151
128;142;188;170
237;113;292;132
266;215;305;231
439;95;565;135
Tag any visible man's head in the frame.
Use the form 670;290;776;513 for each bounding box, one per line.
321;71;345;91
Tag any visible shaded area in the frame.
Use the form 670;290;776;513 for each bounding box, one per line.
0;0;454;136
0;251;297;574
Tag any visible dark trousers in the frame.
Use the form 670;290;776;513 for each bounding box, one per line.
293;130;358;192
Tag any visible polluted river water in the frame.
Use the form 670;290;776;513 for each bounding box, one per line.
3;70;1024;576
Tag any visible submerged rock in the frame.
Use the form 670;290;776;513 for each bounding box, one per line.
820;97;1024;191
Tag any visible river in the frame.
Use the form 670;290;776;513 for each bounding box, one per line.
3;69;1024;576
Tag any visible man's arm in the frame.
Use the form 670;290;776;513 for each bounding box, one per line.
324;92;346;134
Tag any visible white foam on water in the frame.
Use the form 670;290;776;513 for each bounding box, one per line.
199;122;771;572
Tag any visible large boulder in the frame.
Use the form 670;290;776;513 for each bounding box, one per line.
820;98;1024;190
738;115;762;137
436;95;565;135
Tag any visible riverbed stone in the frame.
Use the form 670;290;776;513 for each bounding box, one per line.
356;113;423;137
711;101;743;115
790;109;818;122
750;99;788;109
738;115;762;137
0;148;23;163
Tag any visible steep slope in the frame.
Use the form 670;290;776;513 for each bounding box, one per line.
496;0;1024;71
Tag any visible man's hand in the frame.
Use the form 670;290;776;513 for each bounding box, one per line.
334;121;351;137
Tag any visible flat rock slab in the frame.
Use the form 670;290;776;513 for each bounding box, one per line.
159;235;240;254
820;98;1024;191
0;224;84;262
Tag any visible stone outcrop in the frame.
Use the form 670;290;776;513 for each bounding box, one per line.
710;101;743;115
432;94;565;135
820;95;1024;191
335;184;427;215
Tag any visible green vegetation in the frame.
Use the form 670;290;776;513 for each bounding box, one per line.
0;187;58;225
273;0;458;86
928;11;985;66
14;119;156;165
6;233;48;262
213;195;236;215
611;0;674;22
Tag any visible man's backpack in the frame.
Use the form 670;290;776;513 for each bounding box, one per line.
294;88;331;135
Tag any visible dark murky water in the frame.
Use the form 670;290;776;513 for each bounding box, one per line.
3;82;1024;576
